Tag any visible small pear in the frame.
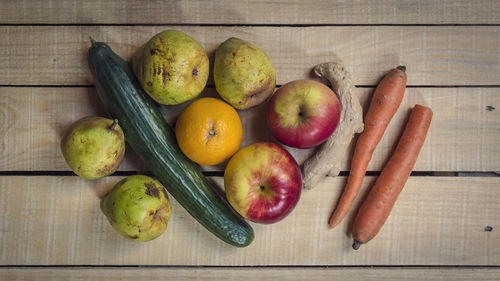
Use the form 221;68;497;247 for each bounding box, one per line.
60;116;125;180
214;37;276;110
132;30;209;105
101;175;171;242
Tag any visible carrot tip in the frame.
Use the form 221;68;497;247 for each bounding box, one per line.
352;240;362;250
328;218;340;229
396;65;406;73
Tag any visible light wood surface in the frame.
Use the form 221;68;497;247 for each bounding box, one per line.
1;0;499;24
1;0;499;279
0;176;498;266
1;26;500;86
1;267;500;281
1;87;499;172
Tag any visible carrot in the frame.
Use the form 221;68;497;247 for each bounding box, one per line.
329;66;407;228
352;104;433;250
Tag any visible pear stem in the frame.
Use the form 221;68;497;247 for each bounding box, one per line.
109;119;118;130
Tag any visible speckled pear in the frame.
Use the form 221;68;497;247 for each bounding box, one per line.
60;116;125;180
214;37;276;110
132;30;209;105
101;175;171;242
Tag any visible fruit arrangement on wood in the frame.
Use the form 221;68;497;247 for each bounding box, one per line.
59;29;431;249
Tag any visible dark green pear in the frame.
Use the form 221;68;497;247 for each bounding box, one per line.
101;175;172;242
60;116;125;179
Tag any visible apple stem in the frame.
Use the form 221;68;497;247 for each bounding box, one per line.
109;119;118;131
397;65;406;73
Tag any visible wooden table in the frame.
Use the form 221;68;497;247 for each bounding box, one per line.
1;1;499;280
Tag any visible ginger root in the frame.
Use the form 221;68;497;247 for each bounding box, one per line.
301;60;364;190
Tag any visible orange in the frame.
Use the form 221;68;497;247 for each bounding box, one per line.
175;97;243;166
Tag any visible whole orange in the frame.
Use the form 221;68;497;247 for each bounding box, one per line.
175;97;243;166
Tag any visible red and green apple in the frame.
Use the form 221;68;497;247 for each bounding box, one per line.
267;79;341;149
224;142;302;224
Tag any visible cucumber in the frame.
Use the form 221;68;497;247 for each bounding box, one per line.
87;38;254;247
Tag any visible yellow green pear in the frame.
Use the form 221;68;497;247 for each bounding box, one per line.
60;116;125;180
214;37;276;110
132;30;209;105
101;175;172;242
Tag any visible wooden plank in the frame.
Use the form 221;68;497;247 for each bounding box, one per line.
0;176;498;265
1;26;499;86
1;267;500;281
1;87;499;172
1;0;499;24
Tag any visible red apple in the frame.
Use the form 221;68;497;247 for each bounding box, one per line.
267;79;341;149
224;142;302;224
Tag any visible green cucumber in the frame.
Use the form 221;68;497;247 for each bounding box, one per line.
87;38;254;247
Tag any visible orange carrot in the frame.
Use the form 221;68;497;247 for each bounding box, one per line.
352;104;433;250
329;66;407;228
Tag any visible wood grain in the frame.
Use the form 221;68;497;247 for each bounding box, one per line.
1;267;500;281
1;26;499;86
1;0;499;24
0;176;498;265
1;87;499;172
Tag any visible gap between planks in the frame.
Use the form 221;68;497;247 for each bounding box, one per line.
0;171;498;178
1;267;500;281
2;24;500;27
